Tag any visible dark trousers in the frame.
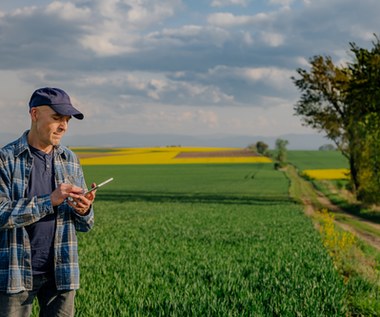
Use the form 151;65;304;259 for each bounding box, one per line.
0;274;75;317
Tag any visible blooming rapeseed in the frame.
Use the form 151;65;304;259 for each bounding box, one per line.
302;169;350;180
72;147;273;165
318;208;356;263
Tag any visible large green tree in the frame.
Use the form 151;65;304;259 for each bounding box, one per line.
292;36;380;203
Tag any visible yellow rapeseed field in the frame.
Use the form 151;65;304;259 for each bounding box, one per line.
302;169;350;180
72;147;273;165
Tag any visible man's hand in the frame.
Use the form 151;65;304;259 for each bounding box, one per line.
51;183;84;206
50;183;96;215
67;183;97;215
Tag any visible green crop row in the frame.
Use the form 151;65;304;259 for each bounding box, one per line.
28;163;348;316
287;150;348;170
76;200;346;316
83;164;291;203
65;164;346;316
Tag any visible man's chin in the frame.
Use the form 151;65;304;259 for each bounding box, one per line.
52;136;62;145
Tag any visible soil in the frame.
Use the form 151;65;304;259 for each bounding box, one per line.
175;149;260;158
77;153;116;159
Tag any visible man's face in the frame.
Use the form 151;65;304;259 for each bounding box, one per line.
30;106;71;147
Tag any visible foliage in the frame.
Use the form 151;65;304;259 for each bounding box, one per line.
292;55;350;152
351;112;380;203
274;138;289;169
292;35;380;204
256;141;269;155
247;141;269;156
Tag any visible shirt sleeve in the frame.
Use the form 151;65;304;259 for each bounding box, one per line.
0;151;56;229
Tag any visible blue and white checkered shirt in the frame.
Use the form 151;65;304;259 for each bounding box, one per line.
0;131;94;294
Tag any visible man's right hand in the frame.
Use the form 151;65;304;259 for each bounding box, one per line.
50;183;84;206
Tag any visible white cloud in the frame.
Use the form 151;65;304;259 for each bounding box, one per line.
208;65;294;92
79;0;182;56
147;25;230;48
260;31;285;47
242;31;254;45
211;0;248;7
269;0;294;7
11;6;37;16
207;12;270;27
248;67;293;90
1;0;380;141
45;1;91;20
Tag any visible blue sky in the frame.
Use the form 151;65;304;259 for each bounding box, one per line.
0;0;378;142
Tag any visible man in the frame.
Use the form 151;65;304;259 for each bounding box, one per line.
0;87;96;316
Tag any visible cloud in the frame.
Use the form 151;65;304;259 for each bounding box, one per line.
0;0;380;140
147;25;230;48
79;0;182;56
211;0;249;7
260;31;285;47
45;1;91;20
269;0;294;7
207;12;271;27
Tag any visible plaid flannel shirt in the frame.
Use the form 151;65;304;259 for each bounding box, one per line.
0;131;94;294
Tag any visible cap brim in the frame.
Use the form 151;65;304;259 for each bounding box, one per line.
50;104;84;120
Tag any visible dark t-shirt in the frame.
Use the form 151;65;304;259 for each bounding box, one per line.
25;145;56;275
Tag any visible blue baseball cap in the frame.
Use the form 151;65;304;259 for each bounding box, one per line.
29;87;84;120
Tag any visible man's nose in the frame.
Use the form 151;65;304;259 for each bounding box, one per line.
60;119;68;130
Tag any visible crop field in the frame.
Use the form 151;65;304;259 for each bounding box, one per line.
287;151;348;170
26;148;354;316
50;160;348;316
73;146;273;165
287;150;349;180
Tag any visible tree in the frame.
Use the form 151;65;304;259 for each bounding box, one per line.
256;141;269;155
247;141;269;155
292;36;380;203
274;138;288;168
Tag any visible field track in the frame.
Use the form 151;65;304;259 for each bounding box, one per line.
316;195;380;251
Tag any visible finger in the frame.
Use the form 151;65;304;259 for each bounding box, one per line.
74;196;93;210
85;191;96;200
71;186;85;195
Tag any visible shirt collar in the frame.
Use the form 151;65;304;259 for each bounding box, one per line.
14;130;65;159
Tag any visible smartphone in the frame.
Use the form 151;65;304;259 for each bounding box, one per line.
84;177;114;195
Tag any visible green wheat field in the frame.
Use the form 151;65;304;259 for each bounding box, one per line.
67;163;346;316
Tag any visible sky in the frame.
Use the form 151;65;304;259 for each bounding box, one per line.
0;0;379;142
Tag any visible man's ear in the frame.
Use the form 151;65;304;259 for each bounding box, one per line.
30;107;38;121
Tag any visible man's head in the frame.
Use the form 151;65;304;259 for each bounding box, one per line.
29;87;84;120
28;87;84;151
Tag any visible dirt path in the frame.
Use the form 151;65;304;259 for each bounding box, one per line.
306;194;380;251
